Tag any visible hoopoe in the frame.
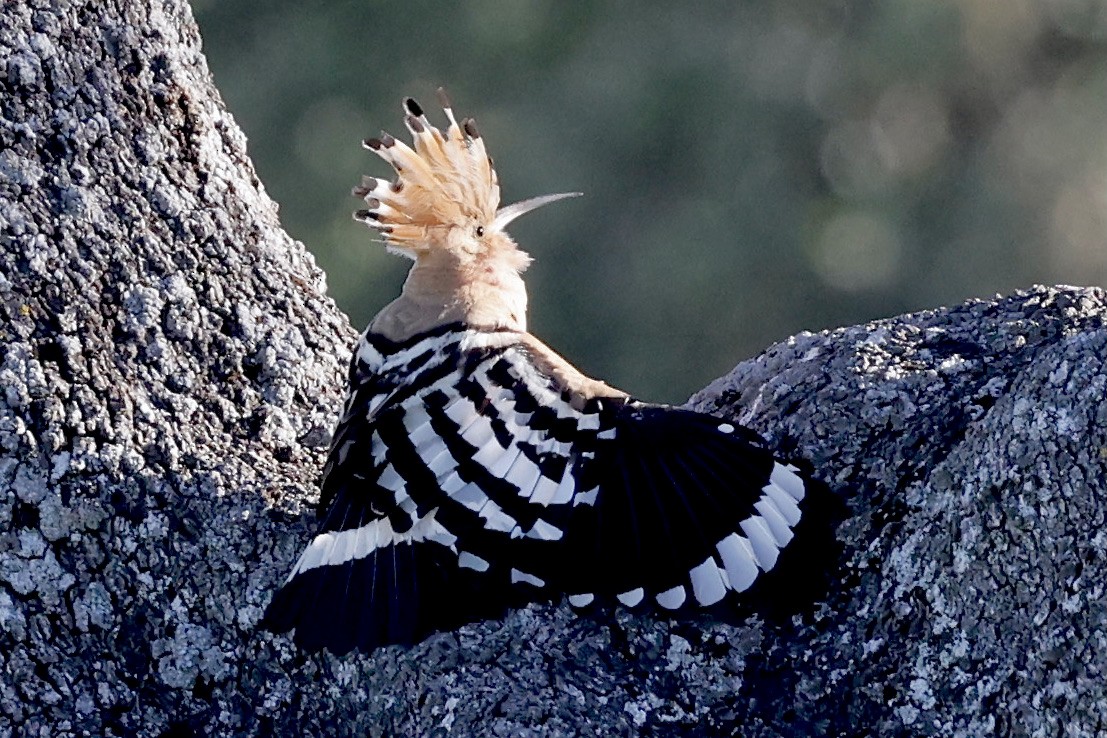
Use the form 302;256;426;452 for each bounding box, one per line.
264;91;834;654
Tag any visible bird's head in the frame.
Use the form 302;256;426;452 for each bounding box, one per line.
354;91;579;300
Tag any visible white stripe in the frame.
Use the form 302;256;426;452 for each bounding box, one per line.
290;510;457;577
396;488;415;512
472;367;503;398
471;439;507;469
568;593;594;607
770;463;806;502
444;397;479;427
377;340;436;371
716;533;758;592
538;438;572;457
440;472;465;494
486;445;523;477
488;392;518;420
550;470;578;505
656;585;686;609
689;556;728;606
355;336;384;367
528;475;561;505
458;551;489;572
762;482;801;526
401;404;430;433
360;520;385;559
596;428;617;440
524;518;564;541
415;436;451;470
450;482;487;510
505;354;579;421
427;525;457;547
477;498;517;532
403;409;442;454
754;498;795;547
436;393;470;423
460;415;496;449
510;358;558;407
572;486;598;507
459;331;520;352
377;464;405;492
378;334;454;372
483;446;518;477
510;568;545;587
411;370;470;406
740;516;780;571
371;431;387;466
578;414;601;431
292;527;367;576
504;457;541;497
551;398;581;421
349;520;371;572
449;407;489;442
366;393;390;420
527;384;560;410
424;445;458;478
328;528;358;570
617;588;644;606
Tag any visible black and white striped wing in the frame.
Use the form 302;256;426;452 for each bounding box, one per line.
263;328;818;653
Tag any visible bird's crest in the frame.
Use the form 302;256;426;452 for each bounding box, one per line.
353;89;579;258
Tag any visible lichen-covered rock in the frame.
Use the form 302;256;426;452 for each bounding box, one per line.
0;1;351;736
3;1;1106;736
692;286;1107;736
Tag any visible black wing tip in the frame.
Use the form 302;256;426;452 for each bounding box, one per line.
261;543;542;656
259;547;421;655
575;402;847;621
561;475;845;627
745;473;846;620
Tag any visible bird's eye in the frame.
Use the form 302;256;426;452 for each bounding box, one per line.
475;226;485;237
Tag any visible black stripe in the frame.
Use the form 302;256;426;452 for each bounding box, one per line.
426;399;543;532
423;388;451;410
467;360;573;481
359;322;519;355
360;321;469;353
384;351;464;408
519;440;569;480
485;360;589;444
398;347;436;375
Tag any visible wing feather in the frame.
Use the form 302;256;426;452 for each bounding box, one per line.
264;326;836;653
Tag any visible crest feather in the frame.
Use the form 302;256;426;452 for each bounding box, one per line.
354;89;501;252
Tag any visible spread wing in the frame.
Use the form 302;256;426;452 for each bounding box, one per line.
263;328;823;654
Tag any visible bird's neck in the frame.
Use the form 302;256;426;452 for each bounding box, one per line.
369;260;528;341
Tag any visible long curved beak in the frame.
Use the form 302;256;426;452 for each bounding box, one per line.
493;192;582;230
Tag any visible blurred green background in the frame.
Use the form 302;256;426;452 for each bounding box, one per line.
193;0;1107;404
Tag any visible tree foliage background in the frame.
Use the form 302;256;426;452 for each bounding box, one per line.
193;0;1107;403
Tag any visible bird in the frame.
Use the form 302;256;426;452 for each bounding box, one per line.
262;90;837;655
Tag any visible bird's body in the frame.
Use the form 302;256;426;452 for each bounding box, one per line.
263;92;836;654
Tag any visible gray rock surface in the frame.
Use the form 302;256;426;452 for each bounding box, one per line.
2;1;1106;736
